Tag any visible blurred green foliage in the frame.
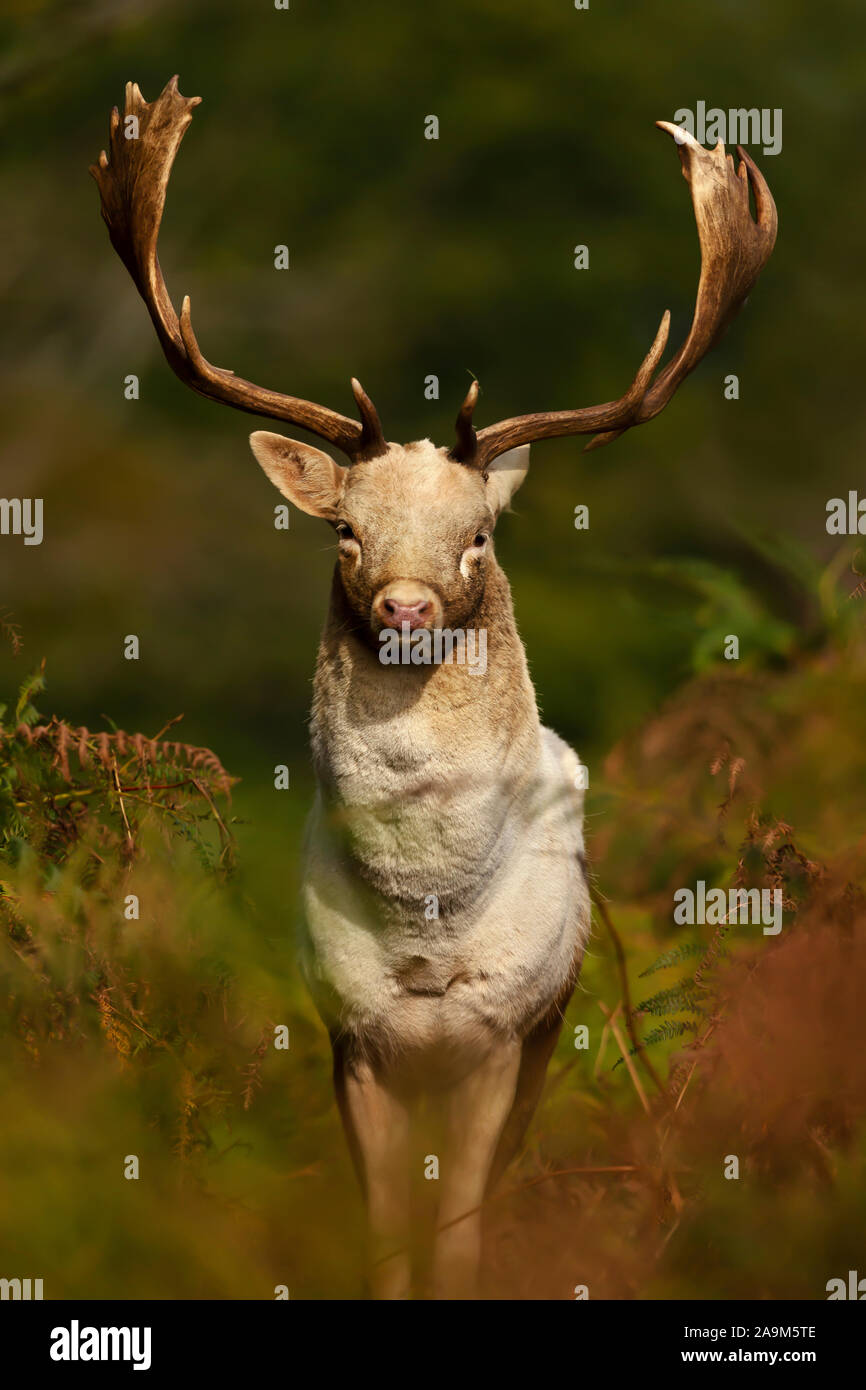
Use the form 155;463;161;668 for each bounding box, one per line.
2;0;864;768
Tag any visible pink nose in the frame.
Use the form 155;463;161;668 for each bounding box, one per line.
382;597;432;629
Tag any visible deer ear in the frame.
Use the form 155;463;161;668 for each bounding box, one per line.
249;431;346;520
485;445;530;516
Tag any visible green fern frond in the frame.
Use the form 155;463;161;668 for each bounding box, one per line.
638;940;706;978
635;976;707;1018
612;1017;697;1068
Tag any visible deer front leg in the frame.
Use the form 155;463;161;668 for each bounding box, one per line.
333;1043;412;1299
432;1040;522;1299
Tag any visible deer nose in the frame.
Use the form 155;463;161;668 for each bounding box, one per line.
373;582;441;631
384;597;430;626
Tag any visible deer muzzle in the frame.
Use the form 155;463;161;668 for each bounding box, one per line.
372;582;442;632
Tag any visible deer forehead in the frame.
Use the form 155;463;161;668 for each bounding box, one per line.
342;442;490;530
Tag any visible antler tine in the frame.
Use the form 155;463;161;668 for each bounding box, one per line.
451;379;480;463
350;378;387;460
90;77;382;460
466;122;777;470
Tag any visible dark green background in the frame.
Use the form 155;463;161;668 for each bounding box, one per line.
2;0;861;777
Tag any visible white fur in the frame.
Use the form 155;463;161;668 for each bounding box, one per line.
300;723;587;1080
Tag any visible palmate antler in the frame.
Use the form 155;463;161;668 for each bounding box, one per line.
91;80;777;467
89;77;386;460
455;122;778;468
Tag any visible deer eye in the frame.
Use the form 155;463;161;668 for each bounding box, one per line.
335;521;356;542
471;532;488;549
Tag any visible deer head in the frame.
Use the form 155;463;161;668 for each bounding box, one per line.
249;430;530;634
90;78;777;636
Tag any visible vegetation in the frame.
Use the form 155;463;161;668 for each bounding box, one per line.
2;537;864;1298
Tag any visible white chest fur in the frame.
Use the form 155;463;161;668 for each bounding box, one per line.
300;711;589;1074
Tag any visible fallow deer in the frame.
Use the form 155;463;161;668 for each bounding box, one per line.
91;78;777;1299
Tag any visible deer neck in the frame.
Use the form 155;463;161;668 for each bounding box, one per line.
309;560;542;903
